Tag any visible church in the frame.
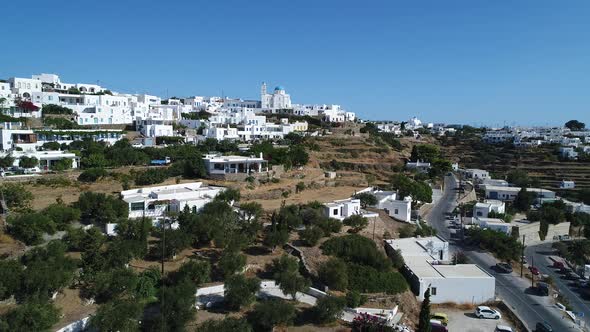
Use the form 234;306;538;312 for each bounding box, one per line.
260;82;291;111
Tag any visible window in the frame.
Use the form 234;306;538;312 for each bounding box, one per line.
394;209;399;214
333;208;338;215
130;202;145;211
430;287;437;295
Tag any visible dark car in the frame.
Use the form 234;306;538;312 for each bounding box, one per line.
535;322;553;332
496;263;513;273
535;282;549;296
553;261;565;269
565;271;581;280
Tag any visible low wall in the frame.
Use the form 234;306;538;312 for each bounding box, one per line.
496;300;531;332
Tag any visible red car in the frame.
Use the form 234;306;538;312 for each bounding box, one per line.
529;266;540;275
553;261;565;269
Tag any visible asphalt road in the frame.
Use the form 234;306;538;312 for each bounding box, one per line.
526;242;590;327
425;174;582;331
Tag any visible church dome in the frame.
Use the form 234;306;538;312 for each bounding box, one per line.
274;86;285;91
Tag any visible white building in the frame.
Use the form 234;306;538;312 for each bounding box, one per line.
261;83;291;111
406;161;431;173
0;150;79;170
121;182;225;220
485;186;556;202
463;169;490;182
324;198;361;221
203;153;268;177
357;188;412;222
559;146;578;160
136;119;174;138
0;128;125;152
385;237;495;304
560;180;575;189
471;217;511;234
473;200;506;218
479;178;509;190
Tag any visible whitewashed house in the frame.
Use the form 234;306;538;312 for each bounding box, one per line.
203;153;268;177
560;180;575;189
324;198;361;221
121;182;225;220
473;200;506;218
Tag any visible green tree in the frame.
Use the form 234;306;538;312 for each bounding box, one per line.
76;192;128;225
248;299;296;332
215;187;241;203
0;260;23;300
197;318;253;332
224;274;260;310
270;255;309;299
0;155;15;168
157;279;196;331
343;215;369;233
298;226;324;246
345;290;366;308
514;188;535;212
318;258;349;291
8;213;57;245
42;203;81;230
89;299;144;332
0;301;60;332
312;296;346;324
565;120;586;131
354;192;378;208
0;183;33;210
418;288;432;332
410;144;440;162
219;249;246;280
19;156;38;168
506;170;532;188
173;259;211;285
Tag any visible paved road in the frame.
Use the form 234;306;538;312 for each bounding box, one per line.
426;174;582;331
526;242;590;328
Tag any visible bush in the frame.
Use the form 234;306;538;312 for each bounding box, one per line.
346;290;367;308
1;301;60;332
135;168;169;185
224;274;260;310
51;158;73;171
76;192;128;225
0;183;33;210
35;176;71;187
19;156;38;169
347;263;407;294
197;318;253;332
42;204;81;230
8;213;56;245
78;168;108;182
312;296;346;324
318;258;348;291
248;299;296;331
321;234;391;271
343;215;368;233
465;228;522;262
298;226;324;246
219;249;246;280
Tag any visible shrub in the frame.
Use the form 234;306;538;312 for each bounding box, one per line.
321;234;391;271
248;299;296;331
312;296;346;324
318;258;348;291
0;183;33;210
135;168;169;185
42;204;81;230
8;213;57;245
298;226;324;246
343;215;368;233
35;176;72;187
346;290;367;308
347;263;407;294
78;168;108;182
197;318;253;332
224;274;260;310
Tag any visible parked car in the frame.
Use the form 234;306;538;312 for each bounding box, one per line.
565;271;581;280
430;320;448;332
521;255;528;264
529;266;540;275
475;306;502;319
430;313;448;326
496;263;513;273
535;282;549;296
553;261;565;269
496;325;514;332
535;322;553;332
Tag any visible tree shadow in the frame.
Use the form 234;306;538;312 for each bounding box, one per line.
244;245;271;256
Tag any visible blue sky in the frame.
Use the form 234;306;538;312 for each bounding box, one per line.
2;1;589;126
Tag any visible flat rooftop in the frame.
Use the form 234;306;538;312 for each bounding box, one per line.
121;182;223;202
386;237;493;280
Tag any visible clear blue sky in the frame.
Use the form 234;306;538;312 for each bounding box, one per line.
2;0;589;126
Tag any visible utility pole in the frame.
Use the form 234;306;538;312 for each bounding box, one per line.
531;255;535;288
521;234;526;278
372;217;376;240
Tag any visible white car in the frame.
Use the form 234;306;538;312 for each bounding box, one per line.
496;325;513;332
475;306;501;319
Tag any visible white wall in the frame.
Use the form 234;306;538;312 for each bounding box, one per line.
419;275;495;304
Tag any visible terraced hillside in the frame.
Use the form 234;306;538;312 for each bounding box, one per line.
441;137;590;191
